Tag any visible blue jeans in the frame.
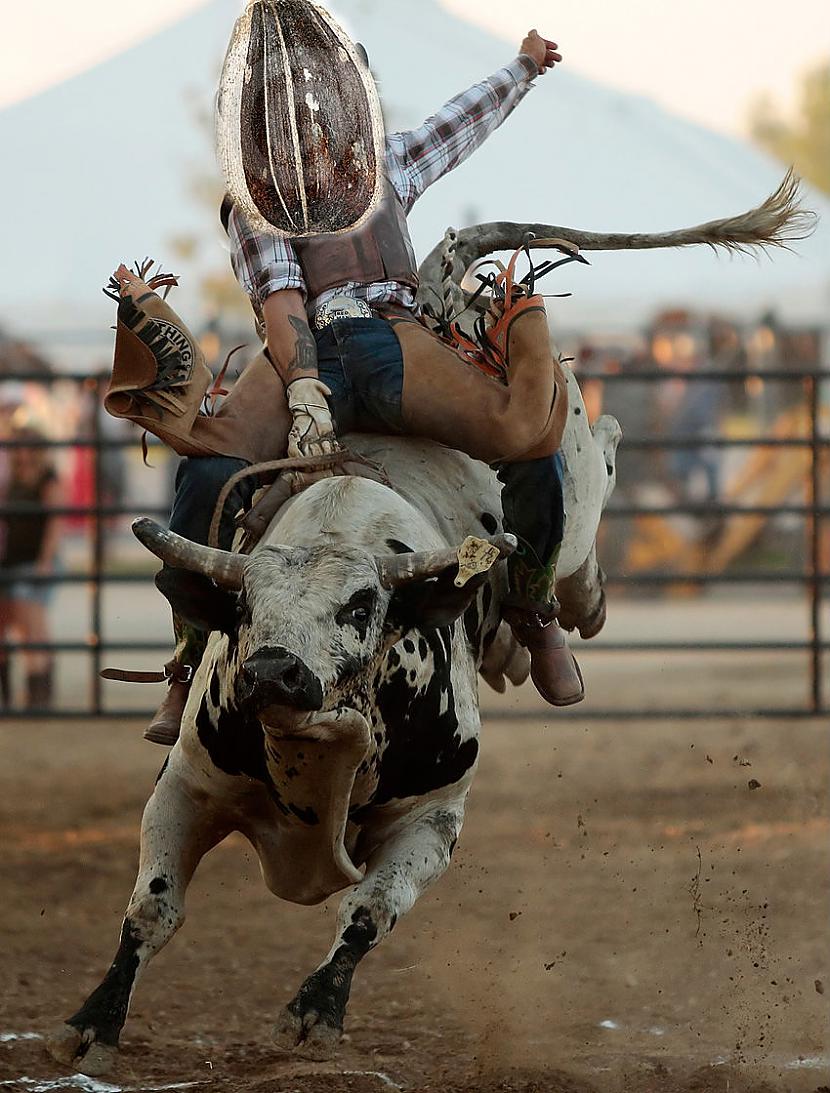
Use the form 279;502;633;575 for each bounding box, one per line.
169;320;404;549
316;319;405;434
169;454;255;548
497;452;565;571
170;318;564;569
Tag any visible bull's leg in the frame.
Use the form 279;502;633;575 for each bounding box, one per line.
47;762;228;1075
556;542;607;639
274;802;465;1059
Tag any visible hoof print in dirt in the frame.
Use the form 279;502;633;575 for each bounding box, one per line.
46;1024;117;1076
273;1006;341;1060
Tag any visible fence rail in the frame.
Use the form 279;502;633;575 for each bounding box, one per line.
1;365;827;720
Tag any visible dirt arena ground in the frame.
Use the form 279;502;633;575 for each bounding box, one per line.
2;668;827;1093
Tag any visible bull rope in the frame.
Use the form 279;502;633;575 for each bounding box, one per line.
207;449;392;551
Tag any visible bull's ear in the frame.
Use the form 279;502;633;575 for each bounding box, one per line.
155;569;238;635
386;570;488;633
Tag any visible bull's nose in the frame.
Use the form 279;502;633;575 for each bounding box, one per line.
241;647;324;712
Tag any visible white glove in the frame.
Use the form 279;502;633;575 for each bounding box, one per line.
286;378;340;458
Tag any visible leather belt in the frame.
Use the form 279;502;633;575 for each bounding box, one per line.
312;295;372;329
312;295;416;331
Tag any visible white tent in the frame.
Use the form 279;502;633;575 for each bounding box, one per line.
1;0;827;341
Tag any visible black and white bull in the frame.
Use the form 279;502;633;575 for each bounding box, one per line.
48;383;621;1076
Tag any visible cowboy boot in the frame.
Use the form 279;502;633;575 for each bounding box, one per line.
502;548;584;708
145;661;195;746
502;607;584;707
145;618;206;746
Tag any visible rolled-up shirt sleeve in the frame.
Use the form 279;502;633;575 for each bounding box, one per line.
387;55;539;211
227;204;307;312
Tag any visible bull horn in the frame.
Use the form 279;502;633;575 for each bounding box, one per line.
377;534;517;590
132;518;246;590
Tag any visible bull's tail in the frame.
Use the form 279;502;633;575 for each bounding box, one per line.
541;168;817;257
419;170;818;294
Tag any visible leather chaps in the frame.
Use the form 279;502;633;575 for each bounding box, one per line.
105;289;566;469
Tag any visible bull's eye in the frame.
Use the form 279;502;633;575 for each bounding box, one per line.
336;588;376;633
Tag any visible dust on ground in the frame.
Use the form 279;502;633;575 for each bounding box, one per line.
0;698;827;1093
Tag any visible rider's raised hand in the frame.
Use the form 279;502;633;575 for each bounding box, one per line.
519;30;562;75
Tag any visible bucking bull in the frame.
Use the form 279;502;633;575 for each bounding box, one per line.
49;175;812;1075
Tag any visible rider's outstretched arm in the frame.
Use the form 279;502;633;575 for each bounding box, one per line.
387;31;561;211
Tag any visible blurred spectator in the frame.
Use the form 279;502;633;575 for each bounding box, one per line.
651;326;723;503
66;389;128;533
599;348;660;493
0;427;62;709
0;397;16;543
666;372;723;502
592;349;663;576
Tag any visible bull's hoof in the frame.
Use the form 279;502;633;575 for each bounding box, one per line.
576;591;607;641
46;1024;86;1066
479;622;530;694
299;1021;341;1061
273;1006;341;1060
46;1024;117;1076
78;1041;118;1076
273;1007;303;1052
558;587;607;641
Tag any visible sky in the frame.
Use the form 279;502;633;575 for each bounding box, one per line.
2;0;829;133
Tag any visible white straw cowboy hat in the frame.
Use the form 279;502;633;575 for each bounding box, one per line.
216;0;385;238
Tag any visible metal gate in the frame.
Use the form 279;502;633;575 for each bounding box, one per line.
1;363;827;721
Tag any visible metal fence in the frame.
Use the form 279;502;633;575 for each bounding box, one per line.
1;365;827;720
564;365;828;720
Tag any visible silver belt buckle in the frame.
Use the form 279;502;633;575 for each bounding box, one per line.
313;295;373;330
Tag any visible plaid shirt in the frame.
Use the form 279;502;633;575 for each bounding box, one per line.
228;54;539;320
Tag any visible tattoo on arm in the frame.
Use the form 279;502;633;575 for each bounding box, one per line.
284;315;319;381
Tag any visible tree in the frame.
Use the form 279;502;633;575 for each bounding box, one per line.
750;60;830;195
